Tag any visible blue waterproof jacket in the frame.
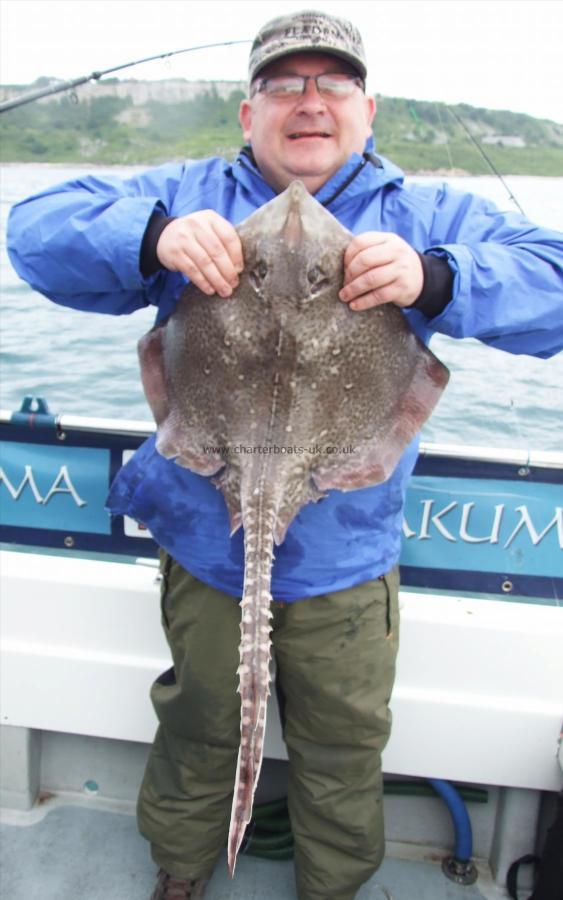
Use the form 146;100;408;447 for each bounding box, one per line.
7;141;563;600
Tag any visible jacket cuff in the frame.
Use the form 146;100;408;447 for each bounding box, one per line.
140;212;176;278
413;252;454;319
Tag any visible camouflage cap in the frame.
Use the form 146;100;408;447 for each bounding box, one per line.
248;9;367;84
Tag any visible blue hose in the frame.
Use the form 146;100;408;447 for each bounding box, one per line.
428;778;473;862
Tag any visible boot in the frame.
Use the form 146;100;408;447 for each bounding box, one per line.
150;868;208;900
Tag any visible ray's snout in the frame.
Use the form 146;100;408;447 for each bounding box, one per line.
282;182;308;249
282;206;302;249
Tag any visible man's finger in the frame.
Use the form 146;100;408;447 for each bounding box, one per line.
340;262;397;303
343;243;396;285
174;250;217;295
190;223;240;278
180;234;240;297
343;232;390;270
156;213;244;297
210;217;244;274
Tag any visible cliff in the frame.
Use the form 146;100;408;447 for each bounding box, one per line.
1;77;562;175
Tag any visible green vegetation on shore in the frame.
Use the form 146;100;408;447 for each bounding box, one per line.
1;79;562;175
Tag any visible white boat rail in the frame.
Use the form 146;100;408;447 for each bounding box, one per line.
2;407;562;468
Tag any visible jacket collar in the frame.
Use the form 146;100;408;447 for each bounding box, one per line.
232;136;404;210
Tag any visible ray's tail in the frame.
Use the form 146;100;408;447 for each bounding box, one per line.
227;490;278;876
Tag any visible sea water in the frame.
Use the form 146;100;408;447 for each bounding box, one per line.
0;165;562;452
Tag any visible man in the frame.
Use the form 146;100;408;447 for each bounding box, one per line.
7;10;563;900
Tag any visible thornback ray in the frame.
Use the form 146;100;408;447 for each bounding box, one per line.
138;180;450;876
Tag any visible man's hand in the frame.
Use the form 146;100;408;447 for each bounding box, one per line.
156;211;243;298
339;232;423;311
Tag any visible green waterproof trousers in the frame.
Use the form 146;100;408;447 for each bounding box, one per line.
137;552;400;900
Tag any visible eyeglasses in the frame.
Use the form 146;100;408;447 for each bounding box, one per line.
252;73;365;100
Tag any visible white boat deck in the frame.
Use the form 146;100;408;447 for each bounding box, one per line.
0;798;512;900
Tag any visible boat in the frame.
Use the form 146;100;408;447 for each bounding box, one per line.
1;396;562;899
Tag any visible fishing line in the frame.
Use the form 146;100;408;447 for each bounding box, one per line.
0;40;252;114
446;107;526;215
434;102;455;172
507;397;532;464
442;105;531;457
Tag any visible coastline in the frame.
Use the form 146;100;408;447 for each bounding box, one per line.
4;161;563;180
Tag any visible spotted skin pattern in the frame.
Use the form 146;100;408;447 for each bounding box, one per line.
138;182;449;876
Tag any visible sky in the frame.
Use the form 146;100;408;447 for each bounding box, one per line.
1;0;562;122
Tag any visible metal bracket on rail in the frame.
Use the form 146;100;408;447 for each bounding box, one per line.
9;396;61;433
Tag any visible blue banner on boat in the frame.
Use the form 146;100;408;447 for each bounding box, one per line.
402;476;561;579
1;413;561;601
0;441;111;535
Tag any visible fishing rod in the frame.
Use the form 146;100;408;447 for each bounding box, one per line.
0;40;252;114
1;40;525;214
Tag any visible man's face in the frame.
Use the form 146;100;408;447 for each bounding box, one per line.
239;52;376;195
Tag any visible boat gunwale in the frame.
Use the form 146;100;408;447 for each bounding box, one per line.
2;409;562;469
